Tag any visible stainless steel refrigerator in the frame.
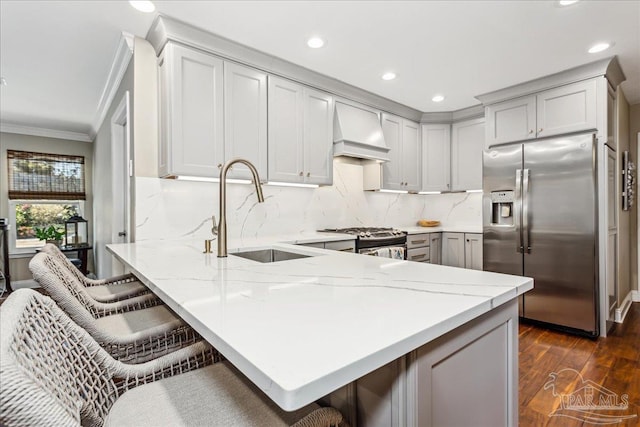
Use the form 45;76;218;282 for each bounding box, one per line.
483;133;598;336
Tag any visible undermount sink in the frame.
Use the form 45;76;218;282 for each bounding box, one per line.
231;248;312;263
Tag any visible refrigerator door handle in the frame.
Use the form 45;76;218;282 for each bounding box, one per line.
523;168;531;253
515;169;523;253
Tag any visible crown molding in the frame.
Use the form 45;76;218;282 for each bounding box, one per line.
89;31;134;140
0;123;92;142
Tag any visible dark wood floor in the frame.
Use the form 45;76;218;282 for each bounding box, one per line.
519;303;640;426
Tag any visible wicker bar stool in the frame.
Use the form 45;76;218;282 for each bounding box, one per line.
29;252;208;364
40;243;150;303
0;289;347;427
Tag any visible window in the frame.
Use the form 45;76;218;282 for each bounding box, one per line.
7;150;86;253
11;201;84;251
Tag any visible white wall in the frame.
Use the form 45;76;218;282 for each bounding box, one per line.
135;157;481;245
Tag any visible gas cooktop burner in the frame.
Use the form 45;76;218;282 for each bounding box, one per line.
319;227;406;239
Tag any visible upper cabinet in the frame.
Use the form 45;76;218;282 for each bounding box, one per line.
268;76;333;185
158;42;267;179
380;113;421;191
421;124;451;192
485;79;597;148
223;62;268;180
450;118;485;191
159;43;224;178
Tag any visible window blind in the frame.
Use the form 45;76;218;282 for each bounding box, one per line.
7;150;86;200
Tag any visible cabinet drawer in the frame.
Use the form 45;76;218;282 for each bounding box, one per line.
407;234;430;249
324;240;355;253
407;247;430;262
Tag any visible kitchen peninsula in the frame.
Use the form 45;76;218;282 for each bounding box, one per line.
108;239;532;426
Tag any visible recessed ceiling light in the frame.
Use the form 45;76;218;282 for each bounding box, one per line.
432;95;445;102
558;0;579;6
588;42;611;53
382;72;396;81
129;1;155;13
307;37;325;49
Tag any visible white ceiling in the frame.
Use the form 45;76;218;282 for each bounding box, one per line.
1;0;639;140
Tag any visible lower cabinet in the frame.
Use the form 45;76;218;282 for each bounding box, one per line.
321;300;518;427
442;232;483;270
407;233;430;263
429;233;441;265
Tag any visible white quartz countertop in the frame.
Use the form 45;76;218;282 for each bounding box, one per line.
107;240;531;411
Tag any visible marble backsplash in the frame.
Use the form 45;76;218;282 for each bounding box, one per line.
135;158;482;242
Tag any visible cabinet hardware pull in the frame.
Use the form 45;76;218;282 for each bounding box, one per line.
538;128;543;133
217;164;222;168
411;254;426;260
299;171;304;176
411;239;427;244
529;130;533;134
306;172;310;177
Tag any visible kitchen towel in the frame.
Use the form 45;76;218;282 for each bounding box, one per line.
390;247;405;260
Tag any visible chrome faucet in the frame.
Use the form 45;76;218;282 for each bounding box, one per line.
217;158;265;257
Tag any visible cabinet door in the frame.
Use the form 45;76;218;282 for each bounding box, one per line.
324;240;355;253
536;79;597;139
421;124;451;192
164;43;224;177
429;233;442;265
464;233;483;270
224;62;267;180
485;96;535;147
451;118;484;191
303;88;334;185
442;232;465;268
402;119;422;192
381;113;404;190
268;76;304;182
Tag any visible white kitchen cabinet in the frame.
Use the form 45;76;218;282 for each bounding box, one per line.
442;232;465;268
407;233;430;263
442;232;483;269
380;114;421;192
485;96;536;147
223;62;267;180
421;124;451;192
450;118;484;191
268;76;333;185
159;42;224;178
158;43;269;179
485;79;597;147
429;233;442;265
464;233;483;270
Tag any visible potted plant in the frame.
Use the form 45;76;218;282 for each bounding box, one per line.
34;225;65;246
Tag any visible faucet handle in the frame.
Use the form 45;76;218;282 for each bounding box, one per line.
211;215;218;236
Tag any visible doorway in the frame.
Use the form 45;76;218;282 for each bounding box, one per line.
109;91;132;276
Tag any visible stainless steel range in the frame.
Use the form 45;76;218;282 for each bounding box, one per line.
319;227;407;259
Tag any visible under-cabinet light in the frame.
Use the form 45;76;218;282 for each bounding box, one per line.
418;191;442;195
266;181;319;188
558;0;579;6
381;72;397;81
176;176;253;185
466;189;483;193
378;189;409;194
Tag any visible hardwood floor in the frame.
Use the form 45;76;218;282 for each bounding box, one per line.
519;303;640;426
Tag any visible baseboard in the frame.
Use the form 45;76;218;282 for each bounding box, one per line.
614;291;634;323
632;290;640;302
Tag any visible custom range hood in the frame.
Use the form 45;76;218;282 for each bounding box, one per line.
333;102;390;162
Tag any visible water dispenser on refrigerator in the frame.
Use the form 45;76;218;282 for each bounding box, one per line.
490;191;514;226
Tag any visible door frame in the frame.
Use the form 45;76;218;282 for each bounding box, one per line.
110;91;132;273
